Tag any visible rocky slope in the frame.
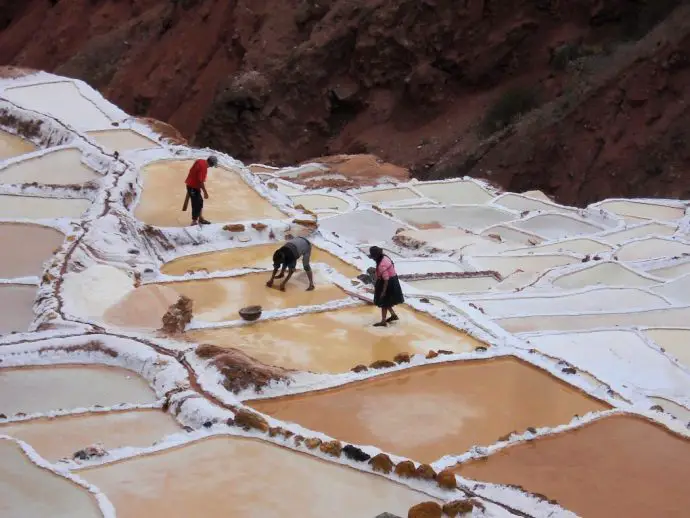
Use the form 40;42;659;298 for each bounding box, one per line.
0;0;686;204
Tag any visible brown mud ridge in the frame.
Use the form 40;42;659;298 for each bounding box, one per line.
1;1;688;204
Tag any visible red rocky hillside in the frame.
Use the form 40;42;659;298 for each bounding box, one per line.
0;0;687;205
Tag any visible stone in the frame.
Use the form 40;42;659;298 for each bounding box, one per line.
73;443;107;461
369;453;394;474
234;409;269;433
304;438;322;450
415;463;437;480
160;295;193;334
293;218;318;229
351;364;368;373
369;359;397;369
437;349;454;355
343;444;371;462
319;440;343;457
223;223;246;232
408;501;442;518
293;434;305;446
251;222;268;231
394;460;417;478
437;469;457;489
426;350;439;359
394;352;411;364
376;514;402;518
443;500;475;517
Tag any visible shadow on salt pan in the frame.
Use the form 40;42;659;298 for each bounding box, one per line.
520;329;690;405
0;148;99;185
0;439;101;518
2;81;113;130
249;357;609;463
80;436;434;518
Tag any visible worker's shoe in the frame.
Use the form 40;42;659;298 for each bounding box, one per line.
199;218;212;225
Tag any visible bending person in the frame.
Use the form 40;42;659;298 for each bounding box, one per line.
266;237;315;291
368;246;404;327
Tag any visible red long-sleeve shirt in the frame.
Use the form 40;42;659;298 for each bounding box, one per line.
185;159;208;189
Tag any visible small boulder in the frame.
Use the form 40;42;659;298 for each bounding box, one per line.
304;438;322;450
437;469;457;489
443;499;474;517
408;501;442;518
320;440;343;457
437;350;453;355
234;409;269;433
251;222;268;231
369;359;397;369
415;463;437;480
293;435;304;446
268;426;281;437
394;460;417;478
161;295;193;334
223;224;246;232
426;350;439;359
343;444;371;462
351;364;368;373
369;453;394;474
73;443;107;461
393;352;411;364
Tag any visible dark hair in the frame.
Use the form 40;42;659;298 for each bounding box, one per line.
207;156;218;167
273;249;285;268
368;246;384;264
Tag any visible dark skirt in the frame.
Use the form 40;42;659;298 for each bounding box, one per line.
374;275;405;308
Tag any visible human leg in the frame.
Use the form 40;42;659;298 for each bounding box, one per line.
188;187;203;224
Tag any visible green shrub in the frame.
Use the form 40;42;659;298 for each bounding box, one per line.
480;86;541;137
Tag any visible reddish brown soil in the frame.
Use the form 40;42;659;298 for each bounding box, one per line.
0;0;686;204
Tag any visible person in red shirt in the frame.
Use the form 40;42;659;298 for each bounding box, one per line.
185;156;217;225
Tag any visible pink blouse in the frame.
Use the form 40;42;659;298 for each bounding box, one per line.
376;256;397;281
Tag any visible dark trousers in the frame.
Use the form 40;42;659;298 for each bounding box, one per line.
187;186;203;220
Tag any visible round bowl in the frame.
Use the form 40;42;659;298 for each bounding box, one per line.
239;305;262;321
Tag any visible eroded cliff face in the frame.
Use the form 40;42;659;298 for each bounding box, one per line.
0;0;686;204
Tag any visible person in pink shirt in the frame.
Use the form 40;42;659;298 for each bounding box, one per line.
368;246;405;327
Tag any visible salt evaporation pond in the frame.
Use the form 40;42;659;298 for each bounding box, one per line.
0;223;63;278
0;130;36;160
86;129;159;153
0;285;36;335
0;148;99;185
0;194;90;219
250;358;608;463
81;436;433;518
414;180;494;204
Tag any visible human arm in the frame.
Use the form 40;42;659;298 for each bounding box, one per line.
200;182;209;199
266;266;281;287
279;268;295;291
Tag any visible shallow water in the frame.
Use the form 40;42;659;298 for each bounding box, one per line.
598;200;684;221
0;365;157;416
0;194;90;219
505;237;611;255
357;187;420;203
469;254;577;277
390;206;512;231
86;129;159;153
161;272;348;322
406;276;499;294
414;180;494;204
0;223;64;278
290;194;349;212
134;160;284;227
552;262;657;290
616;238;690;262
0;131;36;160
512;214;602;240
0;285;35;335
0;439;101;518
249;357;609;463
0;410;180;462
186;305;482;373
103;284;181;331
599;223;676;245
454;415;690;518
161;243;360;278
0;148;98;185
3;81;112;130
81;436;433;518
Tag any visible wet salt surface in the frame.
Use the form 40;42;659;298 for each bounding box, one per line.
356;187;421;203
405;276;500;294
86;129;159;153
644;328;690;370
135;160;284;227
505;237;612;255
454;415;690;518
552;262;658;290
0;223;64;278
81;436;433;518
414;180;494;204
390;206;513;231
0;130;36;160
0;194;91;219
160;272;348;323
0;410;180;462
186;305;481;373
0;284;36;335
0;438;101;518
0;365;157;416
596;200;685;221
0;148;99;185
290;193;350;212
250;358;608;463
161;243;360;278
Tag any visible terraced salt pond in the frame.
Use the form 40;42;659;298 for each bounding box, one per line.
390;206;512;231
644;328;690;369
0;439;101;518
0;410;180;462
186;305;481;373
81;436;432;518
405;276;500;294
512;213;603;240
0;148;99;185
157;273;348;323
480;224;543;245
596;200;685;221
3;81;113;130
505;237;612;255
320;209;403;244
0;223;64;278
0;130;36;160
454;415;690;518
552;262;659;289
414;180;494;204
399;228;506;253
0;285;36;334
0;195;90;219
161;243;360;278
86;129;159;153
135;160;284;227
0;365;157;416
600;222;676;245
616;237;690;262
356;187;420;203
250;358;608;463
290;194;349;212
492;193;574;214
469;254;577;277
